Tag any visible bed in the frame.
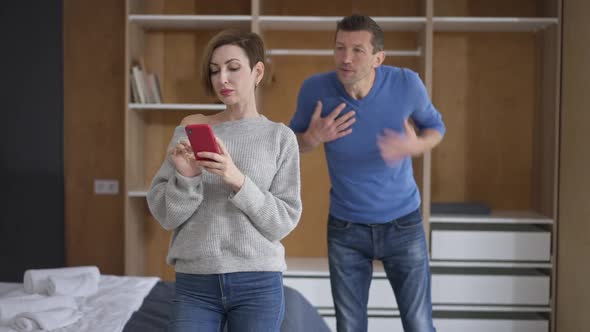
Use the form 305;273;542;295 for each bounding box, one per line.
0;275;330;332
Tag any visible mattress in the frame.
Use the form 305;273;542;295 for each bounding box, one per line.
1;275;330;332
0;275;159;332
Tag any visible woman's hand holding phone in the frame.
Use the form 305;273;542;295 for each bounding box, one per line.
181;123;245;191
197;137;245;192
168;139;202;177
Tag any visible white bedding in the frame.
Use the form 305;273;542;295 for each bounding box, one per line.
0;275;159;332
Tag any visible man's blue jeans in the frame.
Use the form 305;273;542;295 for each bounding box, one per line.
168;272;284;332
327;209;436;332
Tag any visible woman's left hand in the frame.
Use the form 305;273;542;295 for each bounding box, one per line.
197;137;245;192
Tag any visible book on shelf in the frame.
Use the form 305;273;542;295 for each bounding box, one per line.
147;73;162;104
130;65;146;103
129;70;140;103
129;60;163;104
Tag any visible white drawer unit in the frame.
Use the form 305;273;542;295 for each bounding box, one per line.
431;268;550;306
435;317;549;332
323;315;548;332
285;229;553;332
431;227;551;261
430;213;553;262
284;258;402;332
283;277;398;309
429;212;553;309
324;316;404;332
282;277;333;307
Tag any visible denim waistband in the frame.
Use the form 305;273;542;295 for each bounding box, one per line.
329;208;421;227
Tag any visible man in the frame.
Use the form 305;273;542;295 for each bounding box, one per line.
289;14;445;332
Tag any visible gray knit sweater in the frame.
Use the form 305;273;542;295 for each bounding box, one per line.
147;116;302;274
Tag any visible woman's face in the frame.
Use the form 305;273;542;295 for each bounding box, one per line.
209;45;262;106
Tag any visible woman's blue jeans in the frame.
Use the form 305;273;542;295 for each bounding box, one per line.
168;271;284;332
328;209;436;332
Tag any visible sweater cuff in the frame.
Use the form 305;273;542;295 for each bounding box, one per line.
174;170;202;192
229;176;265;215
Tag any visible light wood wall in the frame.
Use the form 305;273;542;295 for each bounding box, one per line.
261;0;418;16
432;32;537;210
556;0;590;330
433;0;550;16
63;0;125;274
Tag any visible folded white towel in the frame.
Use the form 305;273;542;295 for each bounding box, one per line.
10;308;82;332
47;273;98;297
0;295;77;322
23;266;100;295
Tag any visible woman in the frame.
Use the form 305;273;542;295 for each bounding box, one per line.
147;30;302;332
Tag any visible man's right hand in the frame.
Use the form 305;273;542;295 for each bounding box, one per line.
299;101;356;152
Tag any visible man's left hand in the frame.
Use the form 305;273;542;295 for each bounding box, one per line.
377;119;425;165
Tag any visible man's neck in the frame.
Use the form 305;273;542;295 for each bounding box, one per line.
343;69;376;100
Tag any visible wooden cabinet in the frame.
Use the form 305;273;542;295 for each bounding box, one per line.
124;0;561;330
427;2;560;331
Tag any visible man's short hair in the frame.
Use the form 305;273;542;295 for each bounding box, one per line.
336;15;384;53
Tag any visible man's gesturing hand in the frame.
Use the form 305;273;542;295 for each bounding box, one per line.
303;101;356;147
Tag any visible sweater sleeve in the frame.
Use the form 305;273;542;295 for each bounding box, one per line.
290;77;317;133
146;129;205;231
229;128;302;241
405;69;446;136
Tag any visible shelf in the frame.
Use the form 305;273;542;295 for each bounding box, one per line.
319;308;401;316
429;261;552;269
259;16;426;31
432;305;551;313
284;257;390;277
429;211;553;225
320;306;550;315
284;257;552;278
283;257;331;277
266;48;421;57
128;190;148;198
433;17;558;32
129;103;226;111
128;15;252;30
128;14;558;32
127;15;558;32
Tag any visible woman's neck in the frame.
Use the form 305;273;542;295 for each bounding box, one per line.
221;95;260;121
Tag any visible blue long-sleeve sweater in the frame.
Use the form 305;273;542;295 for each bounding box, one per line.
290;66;445;223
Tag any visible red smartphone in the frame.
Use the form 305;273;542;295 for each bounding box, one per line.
184;124;220;161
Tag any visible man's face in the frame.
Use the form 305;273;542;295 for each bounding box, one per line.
334;30;382;86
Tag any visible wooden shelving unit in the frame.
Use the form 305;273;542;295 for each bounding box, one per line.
124;0;561;330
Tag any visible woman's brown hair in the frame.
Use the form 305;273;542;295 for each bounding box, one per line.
201;30;266;96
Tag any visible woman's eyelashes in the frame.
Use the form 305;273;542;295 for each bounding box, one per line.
209;65;241;76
